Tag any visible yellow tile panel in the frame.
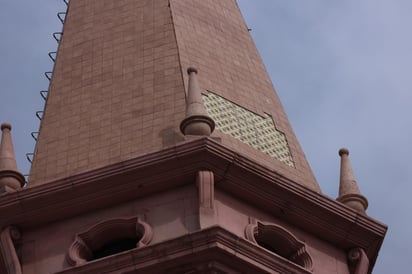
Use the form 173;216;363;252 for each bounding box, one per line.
203;92;294;167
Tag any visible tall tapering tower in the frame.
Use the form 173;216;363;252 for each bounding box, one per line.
0;1;386;273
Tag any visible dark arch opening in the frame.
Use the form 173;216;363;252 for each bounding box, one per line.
255;234;299;265
246;222;313;270
67;217;154;266
256;239;283;257
92;237;140;260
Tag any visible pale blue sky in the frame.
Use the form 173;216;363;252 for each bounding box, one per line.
1;1;411;273
238;1;412;273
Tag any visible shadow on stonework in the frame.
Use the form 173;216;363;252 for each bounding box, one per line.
159;127;184;147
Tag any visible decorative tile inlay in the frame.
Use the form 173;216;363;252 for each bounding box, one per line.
203;92;294;167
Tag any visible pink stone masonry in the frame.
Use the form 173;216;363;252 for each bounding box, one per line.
29;0;319;192
29;0;186;185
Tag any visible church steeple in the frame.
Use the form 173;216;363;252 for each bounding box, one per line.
0;1;385;273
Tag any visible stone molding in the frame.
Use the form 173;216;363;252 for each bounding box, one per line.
66;216;152;266
0;138;386;272
245;221;313;271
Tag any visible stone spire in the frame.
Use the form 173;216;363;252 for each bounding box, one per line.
336;148;368;213
180;67;215;136
0;123;25;193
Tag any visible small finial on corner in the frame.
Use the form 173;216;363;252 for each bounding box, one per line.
1;123;12;131
0;123;25;193
187;67;198;74
339;147;349;156
336;148;368;213
180;67;215;136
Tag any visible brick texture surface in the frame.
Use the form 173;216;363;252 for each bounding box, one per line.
29;0;319;191
30;0;185;184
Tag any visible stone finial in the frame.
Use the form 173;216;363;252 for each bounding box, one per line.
336;148;368;213
0;123;25;193
180;67;215;136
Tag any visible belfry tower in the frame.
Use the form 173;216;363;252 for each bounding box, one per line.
0;0;386;273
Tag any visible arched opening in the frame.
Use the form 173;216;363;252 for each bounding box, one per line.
67;216;153;266
245;222;313;270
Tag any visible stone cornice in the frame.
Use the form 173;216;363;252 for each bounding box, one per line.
0;137;386;272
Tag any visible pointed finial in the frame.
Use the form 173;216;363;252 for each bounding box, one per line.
0;123;25;193
180;67;215;136
336;148;368;213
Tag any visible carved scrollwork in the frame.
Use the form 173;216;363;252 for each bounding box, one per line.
348;247;369;274
0;226;22;274
66;216;153;266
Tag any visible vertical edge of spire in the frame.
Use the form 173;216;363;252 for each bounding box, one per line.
0;123;25;193
180;67;215;136
336;148;368;213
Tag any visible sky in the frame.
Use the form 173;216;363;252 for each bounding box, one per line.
0;1;411;273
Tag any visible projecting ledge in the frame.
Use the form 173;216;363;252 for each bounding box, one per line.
0;137;386;271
